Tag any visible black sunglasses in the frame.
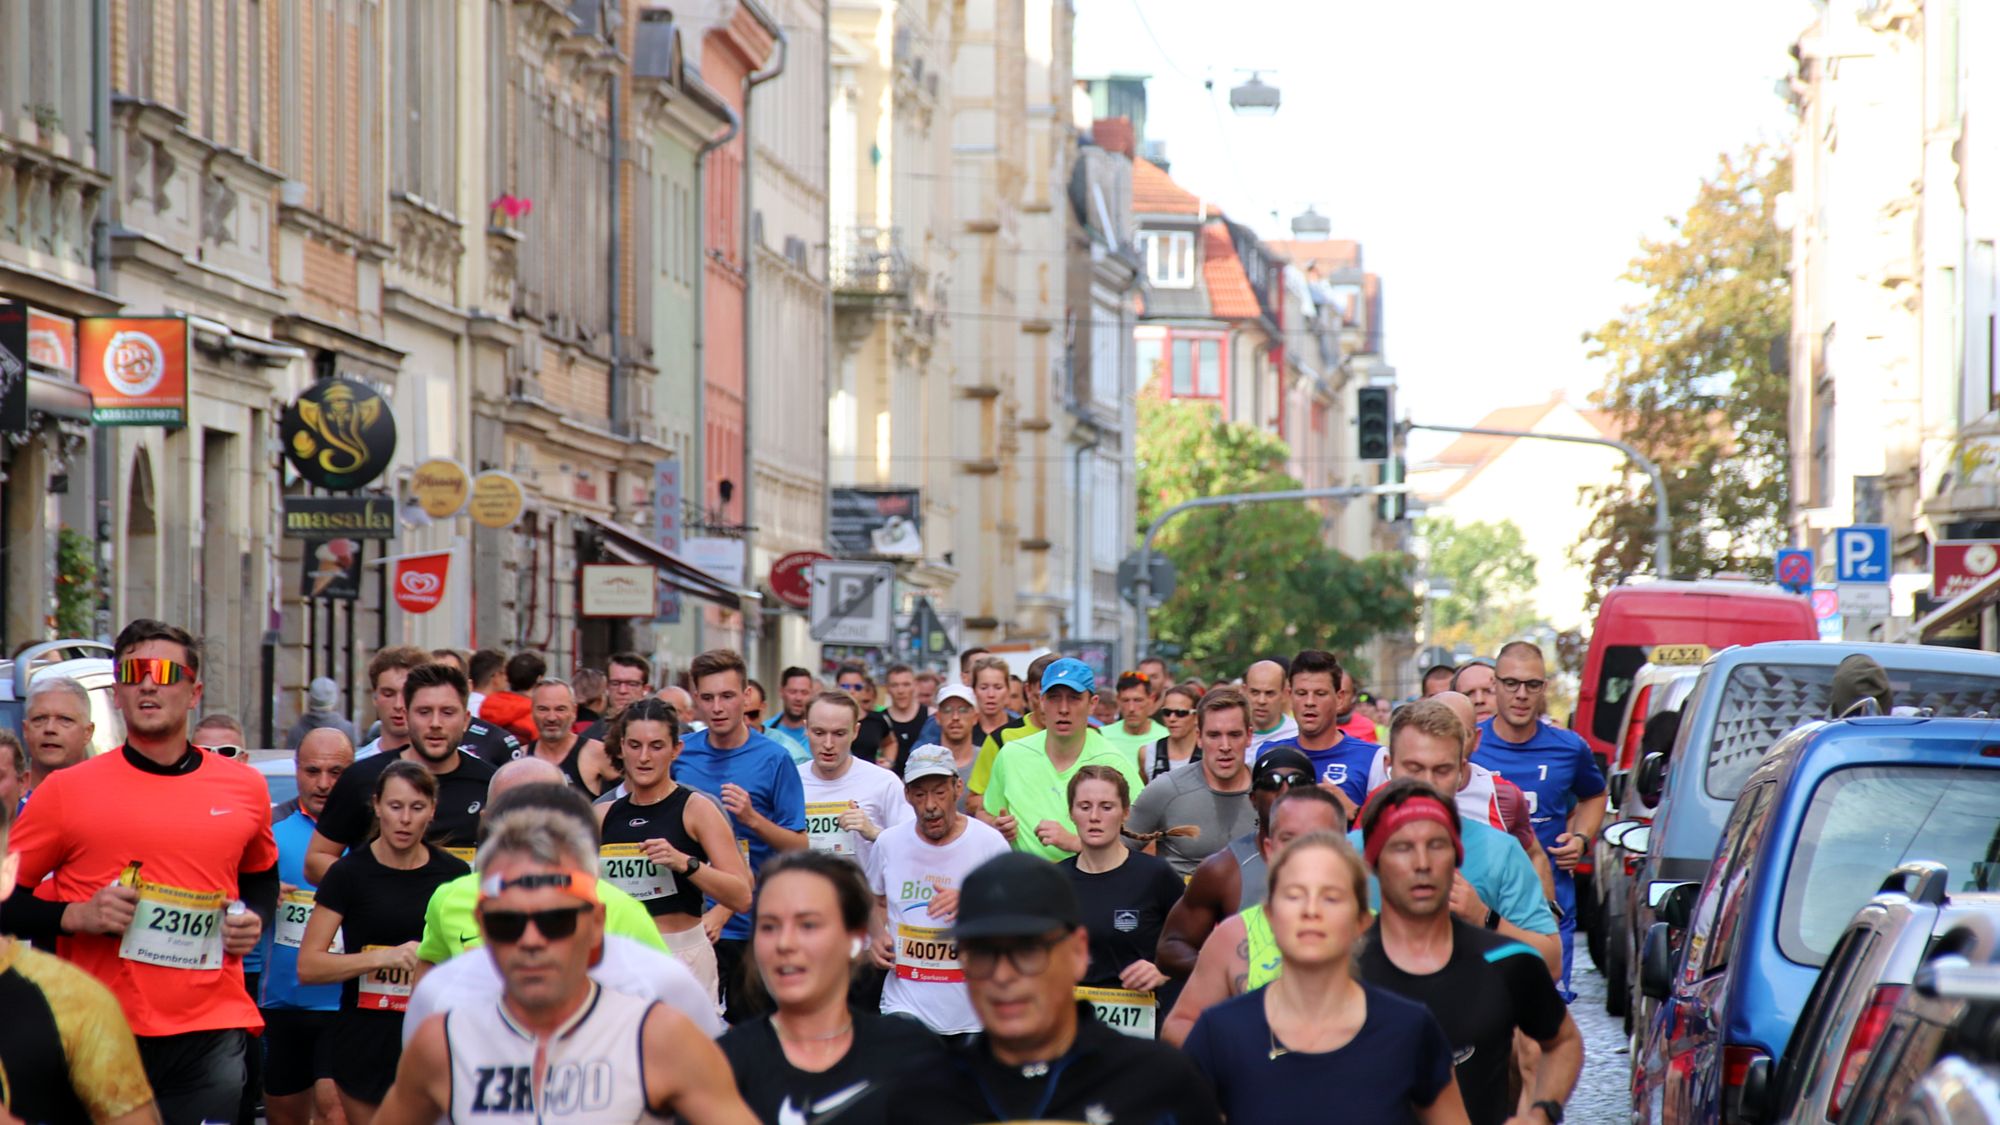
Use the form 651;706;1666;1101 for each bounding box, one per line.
1254;771;1310;792
481;905;589;944
745;709;763;721
1157;707;1195;719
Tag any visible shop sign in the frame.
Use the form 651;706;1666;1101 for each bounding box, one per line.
1933;540;2000;601
410;458;470;519
830;487;923;556
581;564;657;617
281;376;398;491
79;316;189;426
392;551;452;614
282;496;399;540
26;309;75;375
468;470;527;529
0;303;28;433
653;459;682;624
769;551;830;609
302;538;364;600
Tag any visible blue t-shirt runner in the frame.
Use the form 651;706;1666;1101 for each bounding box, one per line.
1260;731;1380;809
671;726;807;943
1471;716;1604;999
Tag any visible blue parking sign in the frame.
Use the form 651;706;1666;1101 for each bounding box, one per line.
1835;525;1891;585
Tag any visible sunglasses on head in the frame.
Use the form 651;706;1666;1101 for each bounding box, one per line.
481;905;589;944
116;657;193;686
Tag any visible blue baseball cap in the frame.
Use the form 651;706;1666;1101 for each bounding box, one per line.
1040;657;1095;696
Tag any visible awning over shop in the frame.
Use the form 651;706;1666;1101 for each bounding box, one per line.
27;372;92;422
1912;569;2000;640
585;515;756;612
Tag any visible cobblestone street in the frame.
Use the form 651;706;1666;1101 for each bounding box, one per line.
1572;943;1634;1123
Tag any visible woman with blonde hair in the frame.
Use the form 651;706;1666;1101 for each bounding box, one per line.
1183;830;1469;1124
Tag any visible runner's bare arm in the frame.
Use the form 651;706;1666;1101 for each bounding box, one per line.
102;1104;165;1125
372;1015;451;1125
1156;850;1237;978
1416;1075;1472;1125
1160;914;1245;1047
641;1005;759;1123
1530;1011;1585;1107
683;791;754;913
304;830;344;885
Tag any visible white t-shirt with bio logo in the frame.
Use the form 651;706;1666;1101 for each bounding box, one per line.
864;817;1010;1035
798;756;912;869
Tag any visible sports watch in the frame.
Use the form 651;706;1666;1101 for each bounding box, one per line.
1531;1100;1564;1124
682;856;704;878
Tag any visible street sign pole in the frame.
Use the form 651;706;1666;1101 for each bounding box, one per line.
1132;484;1412;666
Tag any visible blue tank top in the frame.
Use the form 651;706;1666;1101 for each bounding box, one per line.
258;810;343;1011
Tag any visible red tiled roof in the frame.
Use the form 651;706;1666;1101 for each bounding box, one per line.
1266;238;1361;274
1202;223;1260;320
1092;117;1135;159
1133;157;1203;216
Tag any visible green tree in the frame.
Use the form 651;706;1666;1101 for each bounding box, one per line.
1137;394;1416;677
1576;145;1791;605
1416;515;1541;653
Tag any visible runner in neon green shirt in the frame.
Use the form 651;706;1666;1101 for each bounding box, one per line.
982;659;1145;861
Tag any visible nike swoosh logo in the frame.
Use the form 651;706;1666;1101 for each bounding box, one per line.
209;807;231;816
459;932;480;944
777;1082;871;1125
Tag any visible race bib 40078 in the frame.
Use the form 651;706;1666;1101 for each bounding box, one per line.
895;923;962;983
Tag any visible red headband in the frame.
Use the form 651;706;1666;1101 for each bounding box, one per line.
1363;795;1463;869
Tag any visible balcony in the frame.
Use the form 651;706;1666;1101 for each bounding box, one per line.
831;225;910;301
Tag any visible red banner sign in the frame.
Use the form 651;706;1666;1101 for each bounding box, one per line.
393;551;452;614
1934;540;2000;601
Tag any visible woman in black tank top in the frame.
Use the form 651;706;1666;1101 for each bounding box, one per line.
590;698;752;1001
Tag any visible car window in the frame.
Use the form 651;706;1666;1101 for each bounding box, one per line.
1779;766;2000;966
1684;781;1770;980
1779;924;1878;1106
1704;664;2000;799
1699;782;1774;977
1592;644;1650;747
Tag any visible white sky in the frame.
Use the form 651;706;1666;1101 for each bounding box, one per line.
1075;0;1816;458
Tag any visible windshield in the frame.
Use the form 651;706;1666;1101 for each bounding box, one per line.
1704;664;2000;799
1778;765;2000;966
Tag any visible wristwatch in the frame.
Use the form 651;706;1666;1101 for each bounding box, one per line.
1483;906;1501;930
1532;1099;1565;1124
682;856;704;878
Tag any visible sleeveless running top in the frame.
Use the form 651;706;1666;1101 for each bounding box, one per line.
1226;833;1269;910
1240;904;1283;991
599;787;708;919
1148;738;1203;782
444;983;670;1123
558;740;607;799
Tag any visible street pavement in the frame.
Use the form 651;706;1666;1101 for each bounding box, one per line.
1572;940;1634;1123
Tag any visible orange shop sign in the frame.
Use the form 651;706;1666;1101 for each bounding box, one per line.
79;317;189;426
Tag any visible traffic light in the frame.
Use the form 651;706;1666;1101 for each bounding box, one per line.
1356;386;1393;462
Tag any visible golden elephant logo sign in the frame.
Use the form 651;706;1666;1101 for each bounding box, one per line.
280;377;398;490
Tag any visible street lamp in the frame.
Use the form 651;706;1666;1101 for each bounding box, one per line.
1228;71;1280;115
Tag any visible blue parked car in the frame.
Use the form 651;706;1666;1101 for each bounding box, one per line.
1632;715;2000;1125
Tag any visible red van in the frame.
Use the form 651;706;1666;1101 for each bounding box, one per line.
1574;579;1817;766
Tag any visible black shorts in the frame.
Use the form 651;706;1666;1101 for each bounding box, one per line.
329;1010;406;1104
260;1008;337;1098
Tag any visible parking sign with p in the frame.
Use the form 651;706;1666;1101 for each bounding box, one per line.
1836;525;1891;585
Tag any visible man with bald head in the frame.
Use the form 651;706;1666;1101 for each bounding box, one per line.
658;684;697;723
1242;659;1297;757
413;757;670;966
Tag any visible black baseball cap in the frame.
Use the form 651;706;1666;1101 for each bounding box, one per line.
1252;746;1313;786
951;853;1080;940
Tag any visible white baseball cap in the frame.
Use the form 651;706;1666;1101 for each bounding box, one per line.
902;744;959;783
934;684;976;709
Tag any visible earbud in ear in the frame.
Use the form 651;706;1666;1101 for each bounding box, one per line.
850;936;867;960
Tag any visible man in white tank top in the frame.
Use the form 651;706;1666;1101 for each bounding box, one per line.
375;809;755;1124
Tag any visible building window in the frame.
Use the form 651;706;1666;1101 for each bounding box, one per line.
391;0;457;210
1136;328;1226;399
1140;230;1194;288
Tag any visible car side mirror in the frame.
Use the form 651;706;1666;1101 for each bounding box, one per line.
1737;1055;1775;1124
1641;921;1677;1001
1624;825;1652;855
1637;751;1667;805
1603;820;1640;849
1649;880;1698;929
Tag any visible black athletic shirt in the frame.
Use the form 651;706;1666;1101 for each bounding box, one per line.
312;845;467;1011
886;1003;1222;1125
315;751;497;852
599;787;710;919
1355;920;1567;1125
1057;850;1185;989
884;706;929;768
460;718;524;767
851;712;893;765
719;1010;947;1125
